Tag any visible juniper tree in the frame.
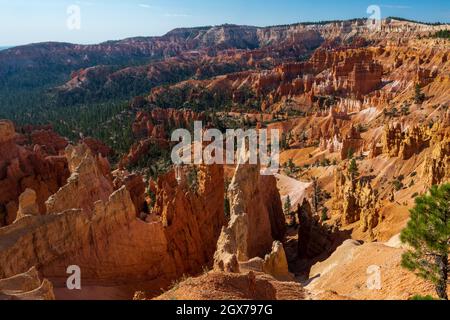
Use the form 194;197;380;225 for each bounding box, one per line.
401;183;450;300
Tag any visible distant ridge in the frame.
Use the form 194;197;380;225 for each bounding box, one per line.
2;17;448;49
387;16;449;26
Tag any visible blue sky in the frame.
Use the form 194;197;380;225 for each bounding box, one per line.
1;0;449;46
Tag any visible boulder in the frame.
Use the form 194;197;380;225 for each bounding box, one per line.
263;241;291;281
14;189;39;223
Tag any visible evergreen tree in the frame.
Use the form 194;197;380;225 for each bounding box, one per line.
284;195;292;216
284;195;296;227
414;84;426;104
347;147;355;159
312;177;320;213
321;207;329;222
401;184;450;300
286;158;296;175
348;159;360;180
224;179;231;218
280;133;290;150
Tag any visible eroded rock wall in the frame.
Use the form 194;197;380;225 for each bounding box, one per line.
0;120;69;226
214;164;285;272
332;166;381;233
0;145;226;294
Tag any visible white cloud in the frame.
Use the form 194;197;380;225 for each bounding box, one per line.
163;13;191;17
138;3;160;10
380;4;412;9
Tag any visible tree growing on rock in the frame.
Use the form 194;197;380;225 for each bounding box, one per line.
401;183;450;300
224;179;231;218
284;195;292;216
348;159;360;181
284;195;295;226
414;84;426;104
312;177;320;213
285;158;297;176
321;207;329;222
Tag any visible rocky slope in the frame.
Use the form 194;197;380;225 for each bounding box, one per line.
153;271;304;301
0;142;225;299
119;108;205;168
0;22;323;100
147;46;385;112
3;18;445;104
306;239;450;300
52;50;279;104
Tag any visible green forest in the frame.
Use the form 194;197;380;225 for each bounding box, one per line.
431;30;450;39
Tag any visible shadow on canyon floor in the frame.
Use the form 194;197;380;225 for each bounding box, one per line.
284;225;352;281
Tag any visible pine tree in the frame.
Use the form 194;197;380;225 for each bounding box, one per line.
401;184;450;300
348;159;359;180
284;195;292;216
224;179;231;218
414;84;426;104
286;158;295;175
312;177;320;213
321;207;329;222
281;133;289;150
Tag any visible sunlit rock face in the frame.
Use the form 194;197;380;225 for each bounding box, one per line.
0;142;226;295
214;164;285;273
